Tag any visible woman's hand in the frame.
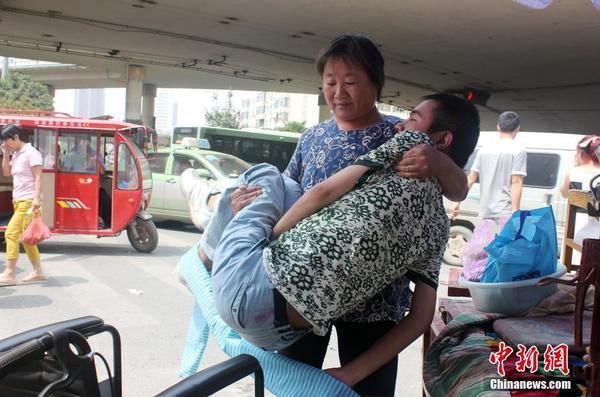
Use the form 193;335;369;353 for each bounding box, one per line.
32;197;41;210
231;184;262;214
395;143;469;202
394;144;440;178
324;367;357;387
1;143;10;155
449;202;460;220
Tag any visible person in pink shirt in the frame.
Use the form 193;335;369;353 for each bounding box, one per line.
0;124;46;286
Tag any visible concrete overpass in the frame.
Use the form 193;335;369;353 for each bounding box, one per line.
0;0;599;133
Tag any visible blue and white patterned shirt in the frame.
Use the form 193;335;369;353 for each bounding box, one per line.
284;115;412;323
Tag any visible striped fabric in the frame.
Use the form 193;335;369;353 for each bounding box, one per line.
423;311;509;397
179;243;359;397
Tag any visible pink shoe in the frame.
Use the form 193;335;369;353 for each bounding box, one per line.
0;274;17;286
20;272;48;284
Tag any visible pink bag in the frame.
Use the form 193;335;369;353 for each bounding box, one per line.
21;211;51;245
461;215;509;281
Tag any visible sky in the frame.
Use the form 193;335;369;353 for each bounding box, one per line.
54;88;258;127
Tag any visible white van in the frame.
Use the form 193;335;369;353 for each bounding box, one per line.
443;131;585;266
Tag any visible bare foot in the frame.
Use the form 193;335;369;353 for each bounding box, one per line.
206;193;222;212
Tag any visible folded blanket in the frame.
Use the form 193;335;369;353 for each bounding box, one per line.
423;310;509;397
525;282;595;317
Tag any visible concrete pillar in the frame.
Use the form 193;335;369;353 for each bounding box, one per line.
317;91;330;122
45;85;55;98
142;83;157;128
125;65;144;123
2;57;8;79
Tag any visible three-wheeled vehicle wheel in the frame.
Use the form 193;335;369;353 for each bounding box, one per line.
127;218;159;253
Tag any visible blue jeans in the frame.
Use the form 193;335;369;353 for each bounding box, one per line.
204;163;307;351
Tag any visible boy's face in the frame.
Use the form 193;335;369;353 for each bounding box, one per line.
396;99;438;134
396;99;452;151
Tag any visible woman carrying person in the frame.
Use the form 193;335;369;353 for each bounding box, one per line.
0;124;46;285
223;34;470;396
201;93;478;391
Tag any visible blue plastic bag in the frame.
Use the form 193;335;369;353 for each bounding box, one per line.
480;207;558;283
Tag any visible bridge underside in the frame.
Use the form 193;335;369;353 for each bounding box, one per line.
0;0;599;133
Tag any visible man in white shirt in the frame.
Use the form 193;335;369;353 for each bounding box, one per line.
451;111;527;221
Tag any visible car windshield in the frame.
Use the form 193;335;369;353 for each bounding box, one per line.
203;153;251;178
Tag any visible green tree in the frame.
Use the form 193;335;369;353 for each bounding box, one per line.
278;120;306;133
0;72;53;111
204;91;239;129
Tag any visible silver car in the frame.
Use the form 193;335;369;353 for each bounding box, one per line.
147;147;251;227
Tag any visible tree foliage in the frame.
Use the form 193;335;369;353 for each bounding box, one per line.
205;91;239;129
0;72;54;111
278;120;306;133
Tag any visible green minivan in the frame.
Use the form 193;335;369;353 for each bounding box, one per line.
147;146;251;224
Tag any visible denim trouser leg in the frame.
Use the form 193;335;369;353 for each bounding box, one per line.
212;163;287;283
282;175;303;212
210;163;305;350
201;166;302;261
199;185;237;261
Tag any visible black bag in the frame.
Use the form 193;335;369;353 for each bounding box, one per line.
0;328;105;397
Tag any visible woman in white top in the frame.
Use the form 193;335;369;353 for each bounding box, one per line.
0;124;46;286
560;135;600;247
560;135;600;197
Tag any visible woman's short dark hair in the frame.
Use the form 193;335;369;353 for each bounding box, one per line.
316;34;385;100
422;93;480;168
0;124;27;142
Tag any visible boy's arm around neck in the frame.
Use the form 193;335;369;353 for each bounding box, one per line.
271;164;369;240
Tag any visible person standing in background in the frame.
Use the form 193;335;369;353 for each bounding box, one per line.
451;111;527;221
560;135;600;198
560;135;600;247
0;124;46;286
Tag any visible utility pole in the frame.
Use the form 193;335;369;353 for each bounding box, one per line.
1;57;8;79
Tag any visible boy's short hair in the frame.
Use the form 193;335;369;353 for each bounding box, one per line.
497;111;520;133
422;93;480;168
316;34;385;100
0;124;27;142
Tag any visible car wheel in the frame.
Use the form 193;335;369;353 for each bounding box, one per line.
443;225;473;267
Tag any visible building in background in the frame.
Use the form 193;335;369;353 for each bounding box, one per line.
239;92;319;129
238;92;408;130
377;103;410;120
74;88;105;118
154;90;178;133
55;87;407;134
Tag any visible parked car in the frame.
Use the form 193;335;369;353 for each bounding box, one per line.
444;131;585;266
147;146;251;225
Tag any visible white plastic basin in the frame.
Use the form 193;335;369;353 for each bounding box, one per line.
459;264;568;316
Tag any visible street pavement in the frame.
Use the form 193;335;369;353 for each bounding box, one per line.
0;221;429;397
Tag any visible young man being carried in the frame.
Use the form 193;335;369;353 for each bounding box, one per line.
197;93;479;385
